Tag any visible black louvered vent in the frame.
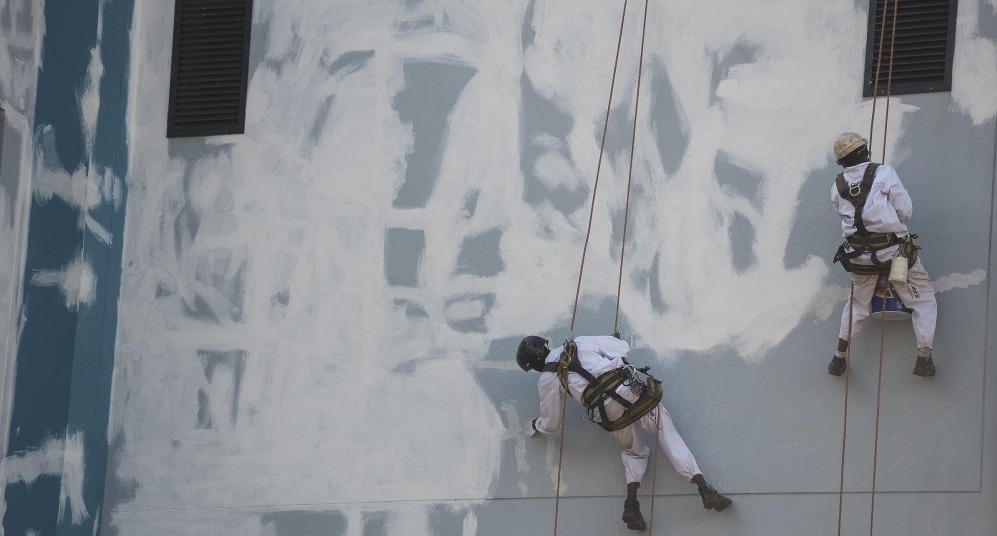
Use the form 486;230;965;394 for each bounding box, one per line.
167;0;254;137
863;0;957;97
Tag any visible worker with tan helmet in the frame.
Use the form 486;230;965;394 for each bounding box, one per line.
828;132;938;377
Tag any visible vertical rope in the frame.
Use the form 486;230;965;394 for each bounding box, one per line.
646;408;661;536
869;1;900;528
551;381;569;536
555;4;631;535
880;0;901;163
613;0;651;334
867;0;890;150
836;283;856;536
568;0;631;335
869;284;890;536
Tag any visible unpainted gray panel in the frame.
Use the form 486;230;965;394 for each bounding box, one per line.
521;0;538;49
648;59;689;176
384;228;425;287
261;510;347;536
393;61;476;208
456;227;504;277
728;212;757;272
714;153;762;205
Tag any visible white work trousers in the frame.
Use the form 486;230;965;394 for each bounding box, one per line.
838;258;937;349
607;400;702;484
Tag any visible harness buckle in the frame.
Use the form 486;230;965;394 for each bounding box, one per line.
848;181;862;197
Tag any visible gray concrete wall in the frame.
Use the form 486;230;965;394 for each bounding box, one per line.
104;1;997;535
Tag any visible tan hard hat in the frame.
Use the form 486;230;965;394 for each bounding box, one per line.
833;132;868;161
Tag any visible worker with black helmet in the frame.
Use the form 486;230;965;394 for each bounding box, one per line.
828;132;938;377
517;335;731;531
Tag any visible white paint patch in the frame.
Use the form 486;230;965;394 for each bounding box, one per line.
79;0;105;155
952;0;997;124
462;509;477;536
30;257;98;309
500;402;530;496
31;125;89;210
85;213;113;245
59;432;89;525
934;269;988;293
810;269;988;321
1;432;88;526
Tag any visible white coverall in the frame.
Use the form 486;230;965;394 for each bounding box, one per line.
533;335;701;483
832;162;937;350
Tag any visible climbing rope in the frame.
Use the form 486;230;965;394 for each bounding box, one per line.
614;0;651;336
554;3;631;535
868;2;900;533
646;409;661;536
869;286;890;534
837;2;901;533
835;283;855;536
879;0;901;163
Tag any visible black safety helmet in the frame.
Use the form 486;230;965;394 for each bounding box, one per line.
516;336;549;372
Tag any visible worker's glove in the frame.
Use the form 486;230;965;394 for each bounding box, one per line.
525;418;539;437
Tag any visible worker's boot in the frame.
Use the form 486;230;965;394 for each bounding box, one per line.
827;355;847;376
698;484;732;512
622;498;647;530
913;355;936;377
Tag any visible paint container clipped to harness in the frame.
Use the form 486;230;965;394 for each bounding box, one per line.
870;275;912;321
888;252;908;284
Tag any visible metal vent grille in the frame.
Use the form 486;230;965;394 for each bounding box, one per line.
167;0;254;137
863;0;957;97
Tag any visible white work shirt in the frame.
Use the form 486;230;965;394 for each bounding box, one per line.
831;162;912;237
533;335;631;434
831;162;912;263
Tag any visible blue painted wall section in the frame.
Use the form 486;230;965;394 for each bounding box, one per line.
3;0;132;534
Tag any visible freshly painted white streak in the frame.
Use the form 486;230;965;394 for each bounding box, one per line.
79;0;105;155
952;0;997;125
934;269;988;293
30;257;97;309
1;433;88;527
811;268;989;322
499;402;530;496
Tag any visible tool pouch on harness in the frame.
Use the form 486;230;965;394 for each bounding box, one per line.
831;163;920;275
556;340;663;432
834;233;919;275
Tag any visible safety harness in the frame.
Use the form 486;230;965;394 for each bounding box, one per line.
544;341;662;432
832;163;919;275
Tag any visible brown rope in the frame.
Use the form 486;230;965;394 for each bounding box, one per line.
835;282;856;536
614;0;651;334
551;378;569;536
554;3;631;535
646;408;661;536
568;0;631;335
869;3;899;533
880;0;901;163
867;0;891;151
869;284;890;535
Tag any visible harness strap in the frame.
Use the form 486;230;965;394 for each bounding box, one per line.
835;163;880;238
555;342;662;432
